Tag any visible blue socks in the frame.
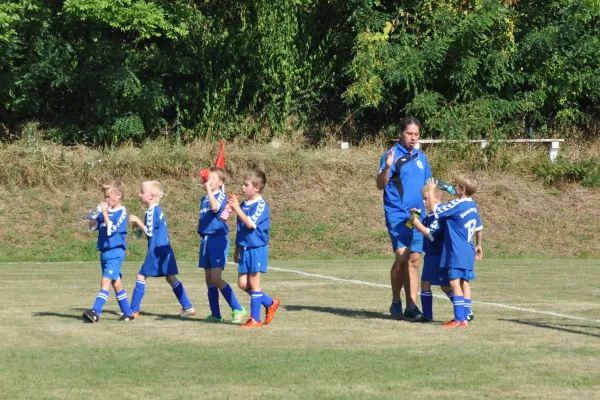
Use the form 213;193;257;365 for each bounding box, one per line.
116;289;133;316
130;279;146;312
464;298;472;320
207;284;221;318
92;290;109;314
220;284;243;311
453;295;465;322
261;291;274;308
172;280;192;310
420;291;433;320
250;291;263;321
446;290;454;302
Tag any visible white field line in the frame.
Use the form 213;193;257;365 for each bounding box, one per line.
2;261;600;324
268;267;600;324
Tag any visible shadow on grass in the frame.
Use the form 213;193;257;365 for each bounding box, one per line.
284;304;430;322
33;308;124;321
500;319;600;338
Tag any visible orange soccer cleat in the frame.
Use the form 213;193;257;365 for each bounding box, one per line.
265;298;280;325
442;319;468;328
240;318;263;328
132;311;141;319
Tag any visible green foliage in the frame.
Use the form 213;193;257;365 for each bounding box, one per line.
533;157;600;187
1;0;599;143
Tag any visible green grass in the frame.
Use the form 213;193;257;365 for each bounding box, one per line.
2;259;600;399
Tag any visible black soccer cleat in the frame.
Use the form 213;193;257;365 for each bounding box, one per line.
119;314;134;321
83;309;99;323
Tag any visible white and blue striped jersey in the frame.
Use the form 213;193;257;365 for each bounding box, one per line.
236;196;270;248
197;190;229;236
423;212;445;256
91;206;128;251
144;204;172;250
434;198;483;270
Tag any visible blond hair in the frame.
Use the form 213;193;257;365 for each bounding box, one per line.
243;170;267;192
421;184;443;199
102;181;125;199
455;175;478;196
142;180;165;199
208;167;227;183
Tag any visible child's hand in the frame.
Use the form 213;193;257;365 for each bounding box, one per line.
228;196;240;211
204;174;213;191
426;177;438;190
385;149;395;168
475;245;484;260
129;215;142;226
99;201;109;213
409;207;418;214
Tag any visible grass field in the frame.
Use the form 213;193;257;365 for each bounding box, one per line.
2;259;600;399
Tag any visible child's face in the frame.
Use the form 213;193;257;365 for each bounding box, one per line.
422;193;441;213
208;171;224;192
104;189;122;208
139;184;154;205
241;180;261;199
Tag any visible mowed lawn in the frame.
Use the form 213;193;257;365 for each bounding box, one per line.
1;259;600;400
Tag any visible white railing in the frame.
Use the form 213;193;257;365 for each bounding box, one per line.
414;139;565;163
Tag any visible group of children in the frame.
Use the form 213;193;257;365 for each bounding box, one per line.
408;176;483;328
83;168;278;329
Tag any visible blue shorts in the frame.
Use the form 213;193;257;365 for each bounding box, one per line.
387;221;413;251
238;246;268;274
448;268;476;281
411;229;424;253
199;235;229;269
139;245;179;277
421;254;449;286
100;247;125;281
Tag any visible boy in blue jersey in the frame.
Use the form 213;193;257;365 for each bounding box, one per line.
198;167;247;323
128;181;195;319
426;176;484;328
83;181;134;322
376;117;432;321
228;170;279;328
408;182;454;322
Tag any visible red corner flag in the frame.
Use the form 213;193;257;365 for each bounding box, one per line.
214;141;225;168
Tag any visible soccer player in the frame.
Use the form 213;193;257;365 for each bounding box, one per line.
426;176;483;328
376;116;432;321
228;170;279;328
198;167;247;323
83;181;134;322
408;182;454;321
128;181;195;319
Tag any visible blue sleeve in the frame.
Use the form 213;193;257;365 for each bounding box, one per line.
248;201;268;229
434;200;462;220
255;203;270;231
108;209;128;236
215;191;227;213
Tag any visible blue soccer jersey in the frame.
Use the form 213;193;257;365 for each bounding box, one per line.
197;189;229;236
236;196;270;248
435;199;483;271
422;212;445;256
144;204;172;249
379;142;432;224
91;206;128;250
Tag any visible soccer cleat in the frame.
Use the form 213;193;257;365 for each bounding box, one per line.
179;307;197;318
132;311;141;319
420;316;434;323
389;301;403;320
240;318;263;328
119;314;134;321
264;298;280;325
442;319;468;328
403;306;426;322
202;315;224;323
467;312;474;322
83;310;99;323
231;308;247;324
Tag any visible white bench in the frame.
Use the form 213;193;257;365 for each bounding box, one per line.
414;139;565;163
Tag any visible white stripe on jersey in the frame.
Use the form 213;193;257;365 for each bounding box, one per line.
144;208;154;237
249;200;266;227
108;209;127;237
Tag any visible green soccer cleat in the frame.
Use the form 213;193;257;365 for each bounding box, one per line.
467;312;474;322
202;315;224;323
231;307;247;324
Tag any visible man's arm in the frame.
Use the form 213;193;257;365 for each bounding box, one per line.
376;149;395;190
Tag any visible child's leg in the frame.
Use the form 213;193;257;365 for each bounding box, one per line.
112;278;133;317
92;277;112;315
248;272;266;322
461;280;472;320
420;280;433;320
211;268;243;312
205;269;221;318
449;278;465;322
238;273;250;294
441;285;454;302
130;274;147;313
166;275;193;311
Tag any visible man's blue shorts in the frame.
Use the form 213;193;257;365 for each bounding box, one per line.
387;221;413;251
448;268;476;281
100;247;125;281
411;229;424;253
198;235;229;269
238;246;268;274
421;253;449;286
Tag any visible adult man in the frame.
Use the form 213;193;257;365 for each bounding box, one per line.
376;116;432;321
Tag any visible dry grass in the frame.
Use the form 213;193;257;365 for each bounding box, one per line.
0;138;599;261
